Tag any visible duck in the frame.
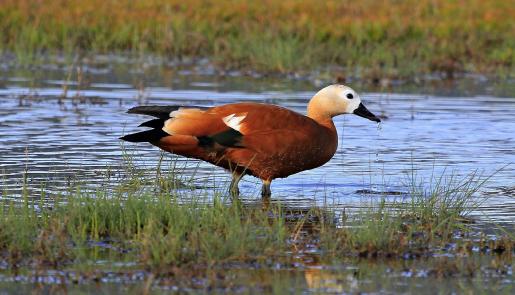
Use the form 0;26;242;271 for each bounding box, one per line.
121;84;380;198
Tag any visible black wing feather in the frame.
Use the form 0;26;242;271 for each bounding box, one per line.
197;128;244;148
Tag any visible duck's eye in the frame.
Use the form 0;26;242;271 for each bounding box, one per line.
346;93;354;99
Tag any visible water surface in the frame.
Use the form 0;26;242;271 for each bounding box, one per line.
0;57;514;224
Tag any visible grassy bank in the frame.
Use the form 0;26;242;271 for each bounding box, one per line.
0;0;513;79
0;154;513;291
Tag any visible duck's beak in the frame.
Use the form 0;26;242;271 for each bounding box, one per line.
353;103;381;122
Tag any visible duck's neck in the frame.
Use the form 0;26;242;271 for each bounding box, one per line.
307;100;338;155
307;98;335;130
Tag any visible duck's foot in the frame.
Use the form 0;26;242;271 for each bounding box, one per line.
261;180;271;199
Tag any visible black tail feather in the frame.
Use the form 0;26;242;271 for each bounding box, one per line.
138;118;165;128
120;129;170;143
127;106;181;119
123;105;209;143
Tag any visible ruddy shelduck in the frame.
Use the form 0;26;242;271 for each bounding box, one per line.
121;84;381;197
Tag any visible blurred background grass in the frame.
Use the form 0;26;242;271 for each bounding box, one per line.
0;0;513;77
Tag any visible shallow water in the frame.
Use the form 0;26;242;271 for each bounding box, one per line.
0;57;514;225
0;253;512;294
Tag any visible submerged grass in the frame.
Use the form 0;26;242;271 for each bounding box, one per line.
320;171;500;258
0;0;513;78
0;153;513;286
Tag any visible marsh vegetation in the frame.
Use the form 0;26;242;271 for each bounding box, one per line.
1;0;513;80
0;152;513;293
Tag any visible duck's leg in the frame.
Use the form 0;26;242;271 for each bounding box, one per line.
261;180;271;198
229;172;243;197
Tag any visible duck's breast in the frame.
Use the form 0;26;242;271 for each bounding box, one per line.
225;114;338;180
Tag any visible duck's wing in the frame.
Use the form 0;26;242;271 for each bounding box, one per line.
121;105;246;158
121;103;321;160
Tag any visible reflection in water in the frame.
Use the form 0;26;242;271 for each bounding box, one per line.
240;198;348;292
304;268;349;293
0;58;514;224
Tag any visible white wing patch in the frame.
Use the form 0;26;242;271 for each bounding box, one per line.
222;113;247;132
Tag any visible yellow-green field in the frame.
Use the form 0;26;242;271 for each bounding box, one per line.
0;0;513;78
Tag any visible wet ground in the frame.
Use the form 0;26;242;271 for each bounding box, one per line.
0;55;514;293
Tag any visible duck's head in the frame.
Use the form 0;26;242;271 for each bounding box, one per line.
307;84;381;123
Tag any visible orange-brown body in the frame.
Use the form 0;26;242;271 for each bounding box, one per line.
155;103;338;181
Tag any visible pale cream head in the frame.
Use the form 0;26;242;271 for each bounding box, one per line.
307;84;381;123
307;84;361;120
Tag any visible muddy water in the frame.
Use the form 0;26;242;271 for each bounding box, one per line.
0;56;514;225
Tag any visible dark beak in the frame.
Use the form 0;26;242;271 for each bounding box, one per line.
353;103;381;123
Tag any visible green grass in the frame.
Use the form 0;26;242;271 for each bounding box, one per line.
0;0;513;79
0;161;513;293
1;170;289;270
0;152;513;278
319;171;493;258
